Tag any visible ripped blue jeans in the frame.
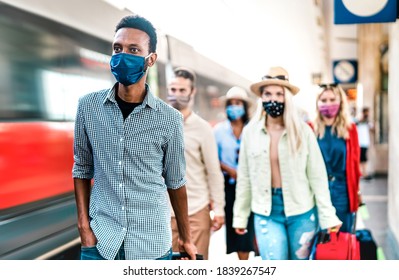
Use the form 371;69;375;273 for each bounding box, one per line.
254;188;318;260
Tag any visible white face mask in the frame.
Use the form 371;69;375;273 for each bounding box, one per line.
167;94;191;110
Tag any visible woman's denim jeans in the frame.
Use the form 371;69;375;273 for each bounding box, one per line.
254;188;318;260
80;243;172;260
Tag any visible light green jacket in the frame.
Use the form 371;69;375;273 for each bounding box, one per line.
232;116;342;230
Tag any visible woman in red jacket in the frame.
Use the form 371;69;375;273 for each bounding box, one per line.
314;83;361;233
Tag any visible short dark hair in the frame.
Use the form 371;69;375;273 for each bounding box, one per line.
115;14;157;53
174;67;197;88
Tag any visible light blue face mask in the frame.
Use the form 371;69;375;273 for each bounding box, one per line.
110;53;151;86
226;105;245;121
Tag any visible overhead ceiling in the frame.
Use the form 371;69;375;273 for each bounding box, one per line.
104;0;358;111
105;0;327;79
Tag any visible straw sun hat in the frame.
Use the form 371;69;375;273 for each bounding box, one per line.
219;86;253;109
250;66;300;97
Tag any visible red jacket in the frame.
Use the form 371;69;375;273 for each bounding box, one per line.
346;123;361;212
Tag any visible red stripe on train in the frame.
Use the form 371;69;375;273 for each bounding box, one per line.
0;122;75;210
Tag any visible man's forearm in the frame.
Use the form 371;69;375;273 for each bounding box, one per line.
168;186;191;243
73;178;92;230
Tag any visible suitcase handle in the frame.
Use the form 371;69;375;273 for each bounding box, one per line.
171;252;204;260
329;231;338;244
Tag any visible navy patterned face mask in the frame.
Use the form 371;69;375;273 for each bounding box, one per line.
262;101;285;118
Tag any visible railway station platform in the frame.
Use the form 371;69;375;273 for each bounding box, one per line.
209;175;398;260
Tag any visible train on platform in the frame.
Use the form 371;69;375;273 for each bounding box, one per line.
0;0;251;259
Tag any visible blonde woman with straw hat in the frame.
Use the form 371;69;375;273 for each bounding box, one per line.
232;66;341;260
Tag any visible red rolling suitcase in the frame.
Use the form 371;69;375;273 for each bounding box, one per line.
314;230;360;260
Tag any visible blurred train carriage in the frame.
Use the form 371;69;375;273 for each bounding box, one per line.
0;0;250;259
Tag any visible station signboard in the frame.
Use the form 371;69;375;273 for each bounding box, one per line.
333;59;358;84
334;0;397;24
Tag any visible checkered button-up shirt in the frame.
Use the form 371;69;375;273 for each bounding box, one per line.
72;83;186;260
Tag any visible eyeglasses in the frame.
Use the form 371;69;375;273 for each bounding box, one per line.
319;83;338;88
262;75;288;81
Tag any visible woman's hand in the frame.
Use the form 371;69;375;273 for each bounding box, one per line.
358;191;365;206
211;216;225;231
327;224;342;233
235;228;248;235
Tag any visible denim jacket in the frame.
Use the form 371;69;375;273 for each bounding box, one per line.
233;115;342;230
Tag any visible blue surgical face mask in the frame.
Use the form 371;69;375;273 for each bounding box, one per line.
110;53;151;86
226;105;245;121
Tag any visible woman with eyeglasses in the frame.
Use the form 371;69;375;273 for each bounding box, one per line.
213;86;257;260
314;83;361;233
232;67;342;260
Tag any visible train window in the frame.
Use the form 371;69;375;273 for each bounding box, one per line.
41;70;111;120
0;3;115;121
